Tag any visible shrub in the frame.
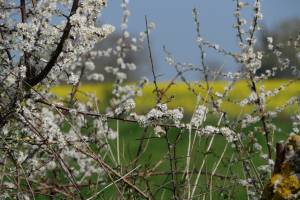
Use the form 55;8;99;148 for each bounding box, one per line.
0;0;300;199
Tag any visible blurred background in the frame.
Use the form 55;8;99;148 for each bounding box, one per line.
51;0;300;117
98;0;300;81
11;2;299;118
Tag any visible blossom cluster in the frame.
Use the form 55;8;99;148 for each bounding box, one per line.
135;103;184;128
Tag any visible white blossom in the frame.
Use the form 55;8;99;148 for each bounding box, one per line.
191;105;207;127
220;127;238;142
68;73;79;85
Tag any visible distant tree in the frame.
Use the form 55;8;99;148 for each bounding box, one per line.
85;31;150;82
256;18;300;78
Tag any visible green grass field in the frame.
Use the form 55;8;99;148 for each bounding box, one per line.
45;80;299;199
88;118;293;199
30;118;292;199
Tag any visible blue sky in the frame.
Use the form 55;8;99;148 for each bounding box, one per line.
102;0;300;80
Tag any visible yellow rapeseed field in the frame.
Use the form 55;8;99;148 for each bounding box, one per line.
50;80;300;116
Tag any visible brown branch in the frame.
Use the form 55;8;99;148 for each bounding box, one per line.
20;0;26;23
25;0;80;87
249;74;272;159
20;0;34;80
36;99;224;135
0;30;13;61
69;65;86;106
75;147;150;199
21;115;84;199
31;0;36;8
165;129;180;200
234;0;244;43
145;16;160;104
273;142;285;174
130;170;238;180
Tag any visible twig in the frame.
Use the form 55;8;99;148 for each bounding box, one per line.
145;16;160;103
